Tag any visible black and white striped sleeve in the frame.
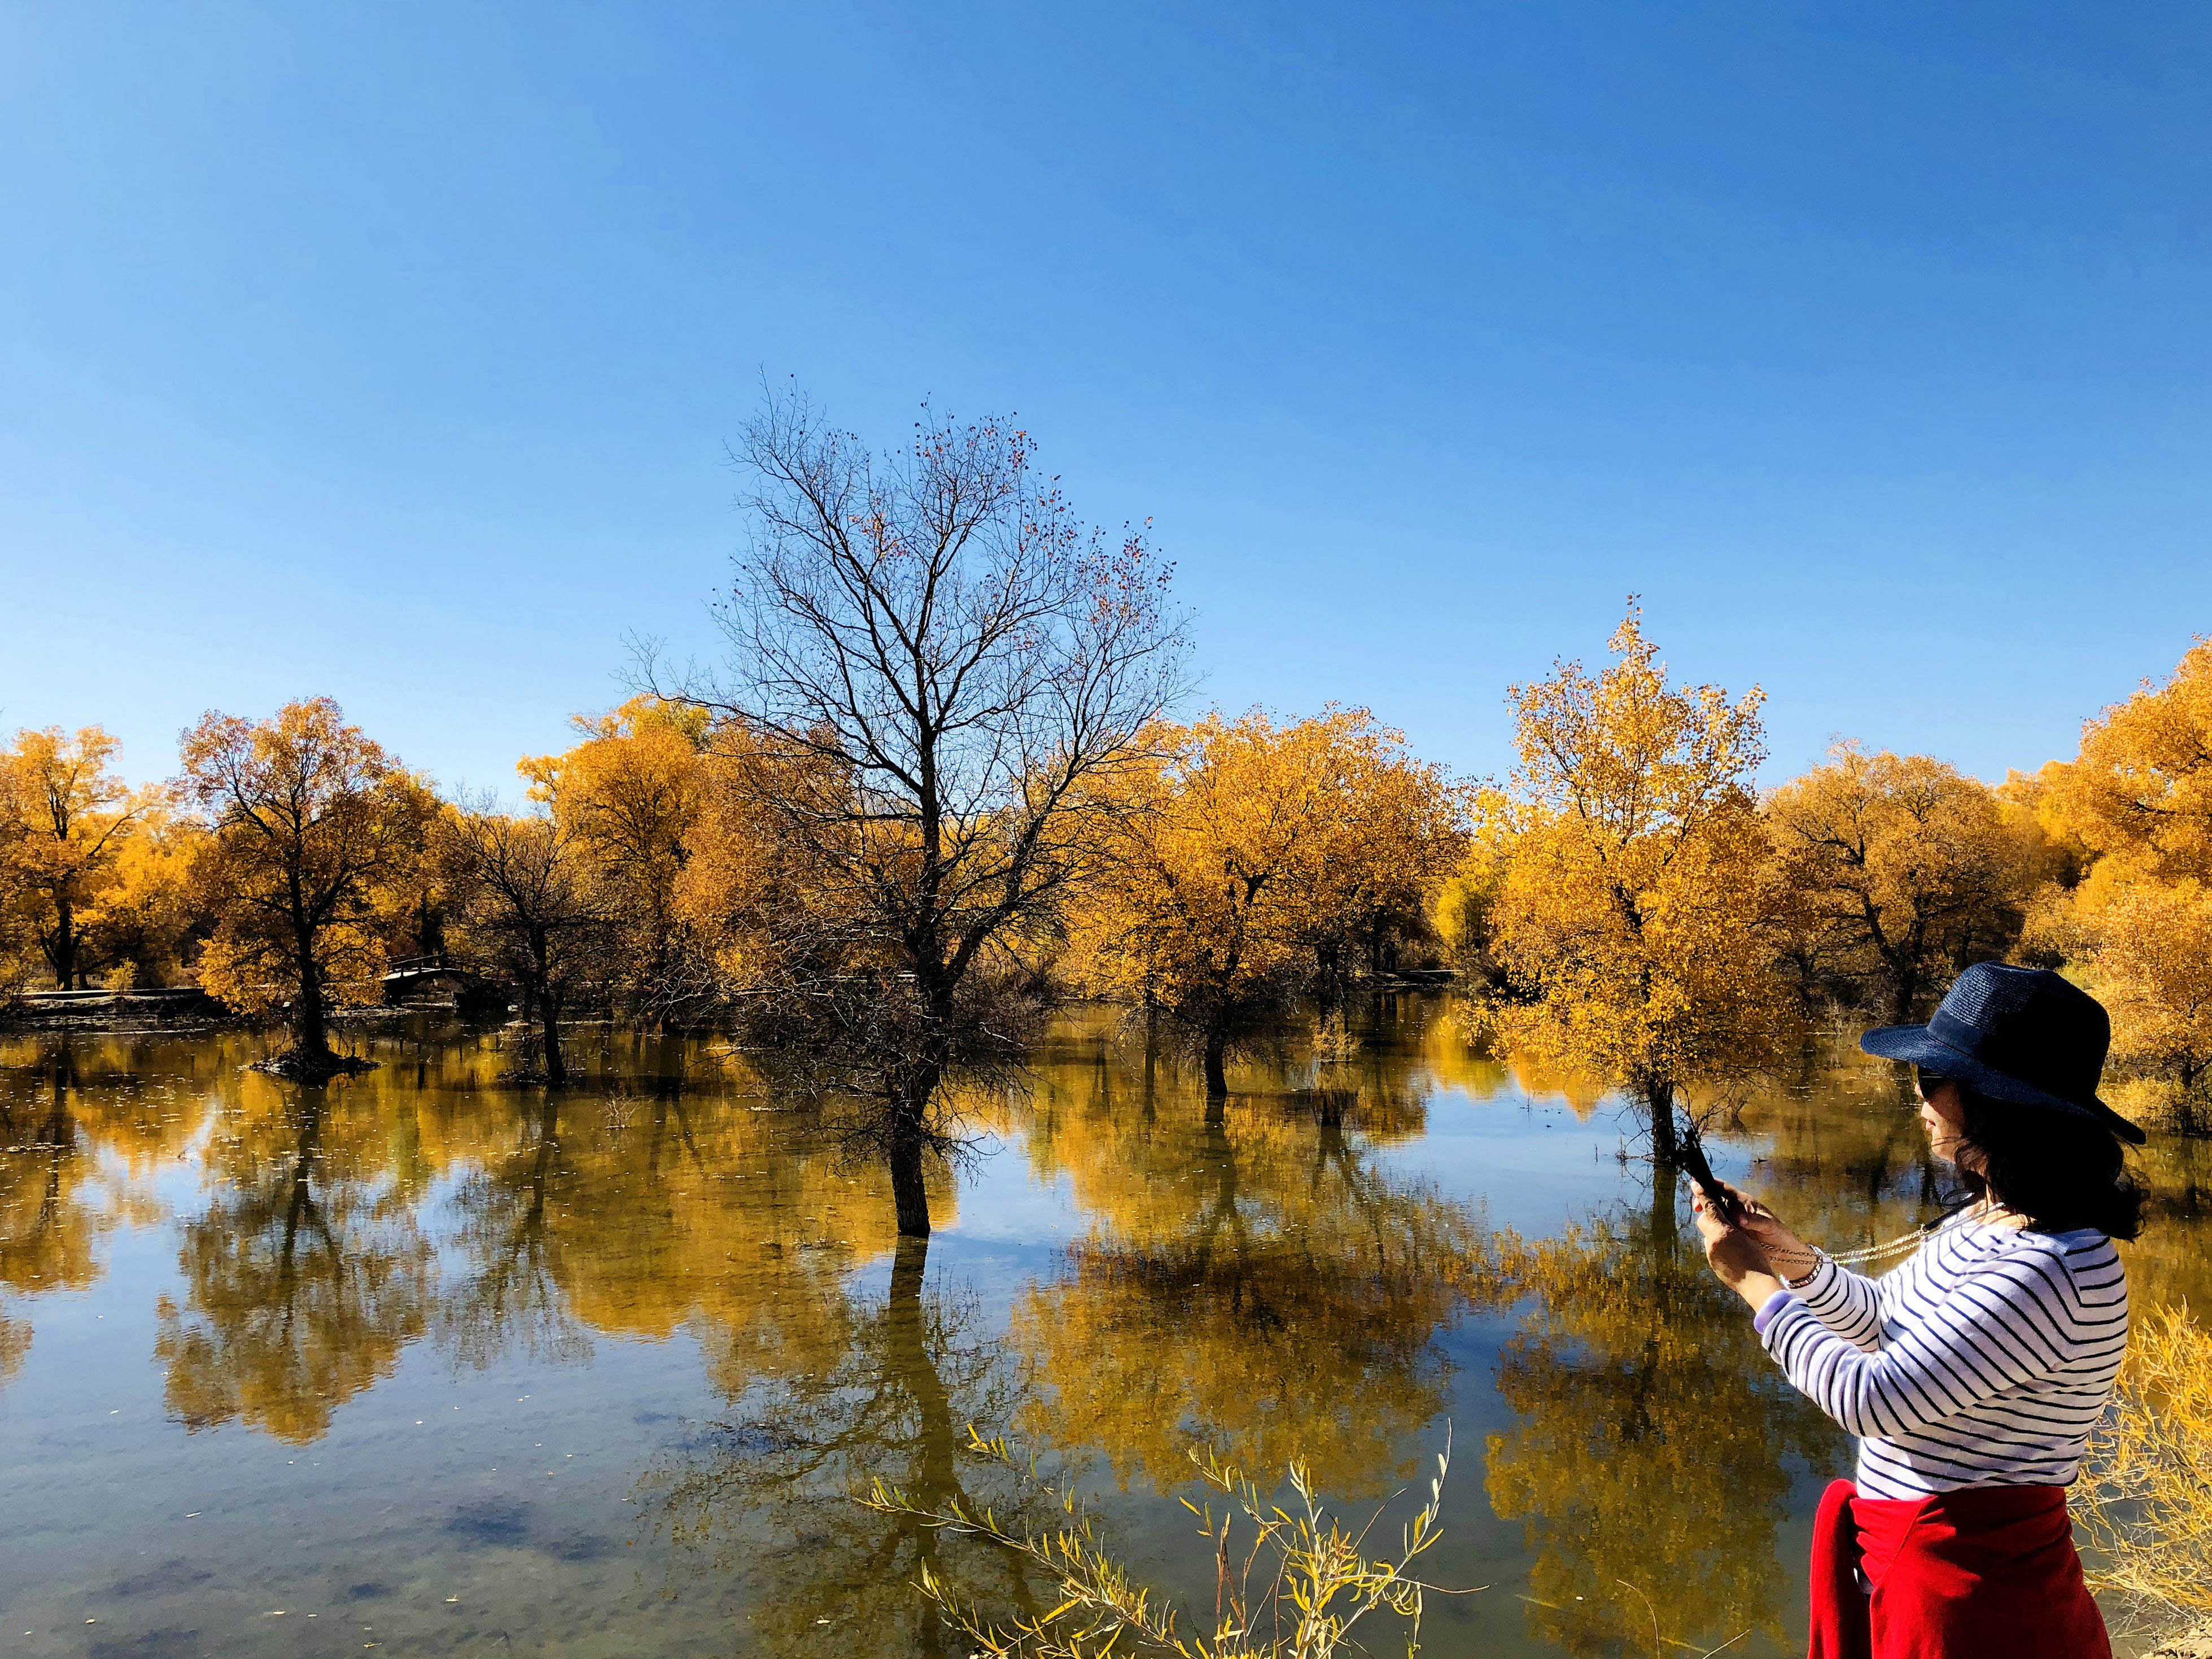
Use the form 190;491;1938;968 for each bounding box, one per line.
1789;1256;1885;1352
1761;1252;2082;1439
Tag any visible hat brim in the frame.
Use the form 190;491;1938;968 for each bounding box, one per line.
1861;1022;2148;1146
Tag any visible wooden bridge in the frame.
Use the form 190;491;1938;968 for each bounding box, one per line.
382;955;501;1006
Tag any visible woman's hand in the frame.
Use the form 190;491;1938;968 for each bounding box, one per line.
1700;1180;1822;1285
1693;1190;1785;1312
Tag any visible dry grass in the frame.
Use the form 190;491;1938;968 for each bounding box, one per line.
2080;1303;2212;1635
859;1426;1474;1657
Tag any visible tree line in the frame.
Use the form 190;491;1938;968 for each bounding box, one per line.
2;391;2209;1235
1454;606;2212;1161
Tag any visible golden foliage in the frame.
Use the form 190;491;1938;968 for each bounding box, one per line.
2020;642;2212;1129
1479;608;1793;1115
85;806;204;989
2079;880;2212;1131
2080;1303;2212;1627
0;724;158;988
1066;708;1464;1084
2040;640;2212;884
179;698;434;1051
523;696;707;1009
1767;743;2034;1021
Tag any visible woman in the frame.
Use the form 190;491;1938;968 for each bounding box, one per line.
1694;962;2145;1659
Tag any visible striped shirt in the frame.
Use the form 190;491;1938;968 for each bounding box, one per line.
1757;1215;2128;1500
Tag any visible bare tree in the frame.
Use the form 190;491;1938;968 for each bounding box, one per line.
658;388;1187;1237
440;796;614;1086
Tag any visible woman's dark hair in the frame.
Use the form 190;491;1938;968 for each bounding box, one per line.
1949;1086;2144;1241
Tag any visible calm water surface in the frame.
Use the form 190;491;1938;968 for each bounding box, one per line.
1;1001;2204;1658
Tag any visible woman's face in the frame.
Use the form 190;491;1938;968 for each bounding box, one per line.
1917;1074;1969;1164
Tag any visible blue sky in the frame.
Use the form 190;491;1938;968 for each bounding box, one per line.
3;2;2207;795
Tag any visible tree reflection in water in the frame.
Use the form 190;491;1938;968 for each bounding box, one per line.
632;1024;1497;1655
438;1094;592;1368
155;1080;434;1442
1011;1087;1491;1495
1484;1175;1842;1657
0;1011;2200;1659
641;1233;1042;1659
0;1040;179;1394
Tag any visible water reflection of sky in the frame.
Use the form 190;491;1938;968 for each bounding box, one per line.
0;1007;2198;1658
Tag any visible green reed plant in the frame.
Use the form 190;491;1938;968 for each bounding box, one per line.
859;1425;1471;1657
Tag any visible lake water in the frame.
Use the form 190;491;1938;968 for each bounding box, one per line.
0;1000;2204;1658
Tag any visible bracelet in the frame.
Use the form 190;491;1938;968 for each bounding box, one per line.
1780;1252;1825;1290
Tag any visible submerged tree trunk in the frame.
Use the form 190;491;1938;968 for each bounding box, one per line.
540;989;567;1086
539;999;566;1093
295;962;329;1061
889;1080;933;1239
1649;1151;1680;1254
1644;1077;1680;1167
1203;1028;1229;1099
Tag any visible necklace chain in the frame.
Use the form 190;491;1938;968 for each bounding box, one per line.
1823;1224;1935;1265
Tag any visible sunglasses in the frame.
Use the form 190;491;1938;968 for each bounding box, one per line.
1914;1068;1951;1096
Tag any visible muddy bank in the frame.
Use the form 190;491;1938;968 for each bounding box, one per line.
0;988;231;1030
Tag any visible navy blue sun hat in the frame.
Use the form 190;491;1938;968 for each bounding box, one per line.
1860;962;2145;1145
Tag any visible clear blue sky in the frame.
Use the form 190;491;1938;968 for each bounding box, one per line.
4;2;2207;796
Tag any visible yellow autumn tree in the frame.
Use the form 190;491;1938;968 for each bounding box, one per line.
1067;708;1463;1096
84;805;205;989
1299;724;1468;985
0;726;158;988
179;698;435;1073
1767;743;2035;1021
667;724;845;1008
438;798;617;1085
2029;639;2212;1133
2041;639;2212;883
1478;608;1793;1164
2077;880;2212;1137
522;695;709;1018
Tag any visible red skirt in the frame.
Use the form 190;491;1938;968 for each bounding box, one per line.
1807;1479;2110;1659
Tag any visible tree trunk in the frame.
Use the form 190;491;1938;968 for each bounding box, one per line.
296;965;329;1061
1889;972;1917;1025
1142;1006;1158;1120
51;894;76;990
540;986;567;1086
1203;1028;1229;1099
1645;1078;1680;1167
890;1084;932;1238
1649;1151;1680;1254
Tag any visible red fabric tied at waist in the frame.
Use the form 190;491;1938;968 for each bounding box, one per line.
1807;1478;2110;1659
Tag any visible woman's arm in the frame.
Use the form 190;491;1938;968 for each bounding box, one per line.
1756;1257;2077;1439
1701;1183;1884;1350
1781;1257;1886;1352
